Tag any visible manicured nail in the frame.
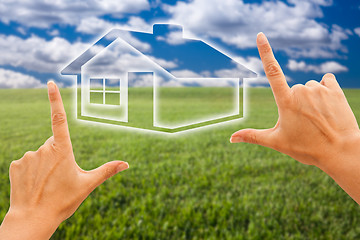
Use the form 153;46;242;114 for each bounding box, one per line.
257;32;268;45
47;81;56;94
117;162;129;173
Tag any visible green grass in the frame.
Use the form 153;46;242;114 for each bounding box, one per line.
83;87;242;132
156;87;240;125
0;88;360;239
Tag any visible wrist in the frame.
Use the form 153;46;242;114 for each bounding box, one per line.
0;208;60;240
314;130;360;204
317;130;360;178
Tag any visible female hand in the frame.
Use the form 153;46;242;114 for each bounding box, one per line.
231;33;360;204
0;81;129;240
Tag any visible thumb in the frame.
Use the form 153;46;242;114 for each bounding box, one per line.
230;128;274;147
85;161;129;190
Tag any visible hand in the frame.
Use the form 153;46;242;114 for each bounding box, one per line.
0;81;129;240
231;33;360;203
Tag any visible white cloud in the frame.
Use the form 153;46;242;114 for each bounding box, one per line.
0;31;287;88
16;27;27;35
169;78;239;87
287;60;348;74
232;56;294;86
128;73;153;87
0;0;149;28
214;57;266;86
165;56;291;87
83;38;177;76
0;34;90;73
47;29;60;36
82;38;269;87
300;0;333;6
156;31;186;45
0;68;44;88
76;16;152;35
169;69;202;78
104;30;152;53
163;0;350;58
168;56;281;87
233;56;264;76
148;56;178;69
355;27;360;38
48;78;66;88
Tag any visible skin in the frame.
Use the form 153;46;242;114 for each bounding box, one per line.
0;81;129;240
231;32;360;204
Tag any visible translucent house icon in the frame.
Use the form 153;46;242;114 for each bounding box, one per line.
61;24;256;133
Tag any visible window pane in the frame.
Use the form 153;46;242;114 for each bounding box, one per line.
105;93;120;105
105;78;120;91
90;78;103;90
90;92;103;104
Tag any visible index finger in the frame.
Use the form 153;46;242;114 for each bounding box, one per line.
47;81;71;145
257;32;290;105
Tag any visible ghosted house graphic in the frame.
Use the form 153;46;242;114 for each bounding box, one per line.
61;24;256;133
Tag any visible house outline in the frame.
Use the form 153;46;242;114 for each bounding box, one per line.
61;23;256;133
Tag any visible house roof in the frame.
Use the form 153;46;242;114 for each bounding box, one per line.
62;24;256;79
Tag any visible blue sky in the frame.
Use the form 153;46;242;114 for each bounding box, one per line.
0;0;359;88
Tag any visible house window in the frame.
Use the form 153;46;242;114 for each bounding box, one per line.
90;78;120;105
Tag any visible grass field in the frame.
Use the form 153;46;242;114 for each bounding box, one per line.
84;87;241;132
0;88;360;240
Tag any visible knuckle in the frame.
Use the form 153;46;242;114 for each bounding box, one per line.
291;84;305;92
47;136;55;143
305;80;318;87
323;73;335;79
52;112;67;126
36;144;48;156
321;79;332;90
290;84;309;102
36;144;45;153
246;131;258;145
102;167;116;180
9;160;21;172
265;63;282;78
321;73;339;87
23;151;36;160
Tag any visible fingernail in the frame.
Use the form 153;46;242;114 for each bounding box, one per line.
117;162;129;173
47;81;56;94
257;32;268;45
